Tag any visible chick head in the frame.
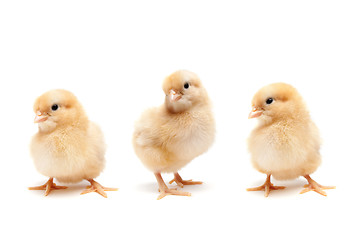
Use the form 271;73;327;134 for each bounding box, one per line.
33;89;85;132
163;70;208;113
249;83;304;124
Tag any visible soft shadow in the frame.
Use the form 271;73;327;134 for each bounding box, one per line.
136;182;158;193
136;181;212;194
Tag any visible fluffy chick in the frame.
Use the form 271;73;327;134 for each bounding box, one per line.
133;70;215;199
247;83;334;197
29;89;116;197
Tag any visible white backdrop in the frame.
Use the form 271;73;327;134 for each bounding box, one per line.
0;1;359;239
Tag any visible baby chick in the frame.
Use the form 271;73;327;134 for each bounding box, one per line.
247;83;334;197
29;89;117;197
133;70;215;200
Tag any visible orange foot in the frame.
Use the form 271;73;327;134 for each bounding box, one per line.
169;172;203;188
247;174;285;197
155;173;191;200
81;179;118;198
29;178;68;196
300;175;335;196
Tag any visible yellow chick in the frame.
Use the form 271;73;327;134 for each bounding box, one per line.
247;83;335;197
29;89;117;197
133;70;215;200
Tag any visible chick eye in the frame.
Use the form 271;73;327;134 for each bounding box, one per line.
184;82;190;89
266;98;274;105
51;104;59;111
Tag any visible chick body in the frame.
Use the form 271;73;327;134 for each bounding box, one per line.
249;112;321;180
134;104;214;173
31;121;105;183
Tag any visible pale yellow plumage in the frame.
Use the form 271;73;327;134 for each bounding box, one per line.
29;89;116;197
247;83;334;197
133;70;215;199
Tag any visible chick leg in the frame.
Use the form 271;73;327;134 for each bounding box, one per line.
80;179;118;198
155;173;191;200
28;178;68;196
247;174;286;197
169;172;203;188
300;175;335;196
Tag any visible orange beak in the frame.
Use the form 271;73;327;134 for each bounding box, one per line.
169;89;181;102
248;107;263;119
34;111;48;123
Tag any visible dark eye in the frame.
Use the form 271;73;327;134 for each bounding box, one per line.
266;98;274;105
51;104;59;111
184;82;189;89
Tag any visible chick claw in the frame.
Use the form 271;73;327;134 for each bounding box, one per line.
81;179;117;198
28;178;67;196
300;175;335;196
169;172;203;188
247;175;285;197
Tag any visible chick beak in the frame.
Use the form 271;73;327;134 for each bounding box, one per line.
34;111;48;123
248;107;263;119
169;89;182;102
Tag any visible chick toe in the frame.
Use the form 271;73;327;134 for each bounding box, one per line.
28;178;68;196
169;172;203;188
80;179;117;198
300;175;335;196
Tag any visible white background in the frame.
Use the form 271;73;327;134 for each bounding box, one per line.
0;1;359;239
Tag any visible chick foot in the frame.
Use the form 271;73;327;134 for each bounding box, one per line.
155;173;191;200
300;175;335;196
81;179;118;198
169;172;203;188
28;178;68;196
247;174;285;197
